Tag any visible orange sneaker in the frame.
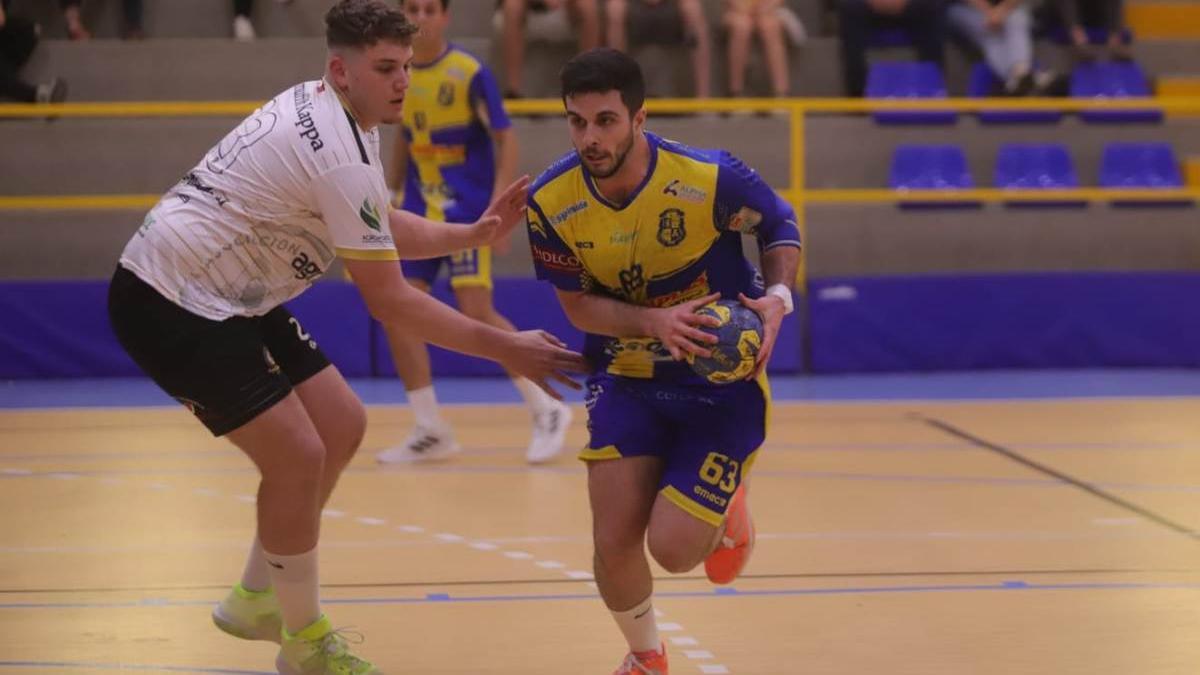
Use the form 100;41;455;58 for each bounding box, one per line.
704;482;755;585
613;643;668;675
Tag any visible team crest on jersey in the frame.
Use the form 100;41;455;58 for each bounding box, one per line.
359;198;382;232
657;208;686;247
437;82;456;107
414;111;427;131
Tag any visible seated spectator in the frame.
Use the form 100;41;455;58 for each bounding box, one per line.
1;1;67;104
232;0;294;42
948;0;1064;96
605;0;712;97
1057;0;1131;61
837;0;946;97
498;0;601;98
723;0;792;98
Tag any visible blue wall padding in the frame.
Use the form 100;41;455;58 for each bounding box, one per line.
808;273;1200;373
283;281;373;378
0;281;141;378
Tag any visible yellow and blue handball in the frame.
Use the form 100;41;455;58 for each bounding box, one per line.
686;299;764;384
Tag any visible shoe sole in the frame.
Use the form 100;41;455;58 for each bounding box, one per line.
212;608;282;644
376;443;463;464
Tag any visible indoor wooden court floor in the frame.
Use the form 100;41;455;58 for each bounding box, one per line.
2;397;1199;674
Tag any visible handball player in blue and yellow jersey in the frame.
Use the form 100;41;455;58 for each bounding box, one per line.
526;48;801;674
376;0;573;465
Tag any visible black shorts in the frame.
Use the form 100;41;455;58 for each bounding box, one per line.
107;265;331;436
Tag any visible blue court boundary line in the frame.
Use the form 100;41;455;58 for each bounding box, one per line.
3;580;1199;611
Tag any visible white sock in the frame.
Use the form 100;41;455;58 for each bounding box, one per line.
513;377;554;415
406;385;442;428
611;595;660;653
239;535;272;592
263;546;321;634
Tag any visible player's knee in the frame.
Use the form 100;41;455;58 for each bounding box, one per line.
331;403;368;466
593;526;643;566
264;436;327;488
646;532;702;574
729;13;753;34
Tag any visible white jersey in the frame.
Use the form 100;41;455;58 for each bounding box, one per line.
120;79;399;320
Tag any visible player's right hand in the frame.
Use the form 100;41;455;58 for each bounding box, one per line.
473;175;531;255
649;292;722;361
499;329;589;400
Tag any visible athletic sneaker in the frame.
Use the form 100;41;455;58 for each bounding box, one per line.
211;584;282;643
525;400;572;464
613;642;669;675
277;615;381;675
704;482;755;585
375;423;461;463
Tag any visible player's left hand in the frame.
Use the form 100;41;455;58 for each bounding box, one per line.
738;292;785;379
475;175;531;255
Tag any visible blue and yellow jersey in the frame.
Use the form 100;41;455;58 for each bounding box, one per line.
400;44;510;224
527;132;801;383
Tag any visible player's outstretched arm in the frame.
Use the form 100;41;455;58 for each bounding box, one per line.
555;289;722;362
388;175;531;258
346;257;587;398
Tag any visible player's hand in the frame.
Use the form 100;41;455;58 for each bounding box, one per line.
497;329;589;400
475;175;531;255
649;292;723;361
738;292;784;379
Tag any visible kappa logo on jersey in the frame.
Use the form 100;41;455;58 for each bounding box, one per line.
359;198;382;232
293;85;324;152
657;208;686;247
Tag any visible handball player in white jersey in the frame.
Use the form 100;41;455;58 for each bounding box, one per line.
107;1;586;672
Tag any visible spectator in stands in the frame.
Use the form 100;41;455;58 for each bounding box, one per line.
498;0;601;98
1056;0;1131;61
948;0;1065;96
1;0;67;104
233;0;294;42
58;0;144;40
722;0;792;98
605;0;712;97
836;0;946;97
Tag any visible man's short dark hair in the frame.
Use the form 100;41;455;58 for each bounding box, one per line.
560;48;646;114
326;0;419;49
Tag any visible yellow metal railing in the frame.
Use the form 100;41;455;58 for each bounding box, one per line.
4;96;1200;290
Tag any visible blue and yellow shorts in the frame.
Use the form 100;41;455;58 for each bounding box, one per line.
400;246;493;290
580;372;769;526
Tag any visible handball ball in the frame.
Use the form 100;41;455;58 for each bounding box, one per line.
686;299;763;384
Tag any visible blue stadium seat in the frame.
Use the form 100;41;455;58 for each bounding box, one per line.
968;63;1062;124
994;143;1084;208
1070;62;1162;123
866;62;957;125
1100;142;1193;207
890;145;978;208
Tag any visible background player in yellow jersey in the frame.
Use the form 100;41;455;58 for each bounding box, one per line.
377;0;573;465
527;48;801;674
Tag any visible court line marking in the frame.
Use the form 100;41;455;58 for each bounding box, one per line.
920;416;1200;541
5;579;1200;610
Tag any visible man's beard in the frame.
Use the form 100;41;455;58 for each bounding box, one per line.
581;128;636;180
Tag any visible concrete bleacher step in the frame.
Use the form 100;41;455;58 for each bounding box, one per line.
7;0;496;40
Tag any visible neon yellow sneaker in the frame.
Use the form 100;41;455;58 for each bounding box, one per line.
276;614;382;675
211;584;282;643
